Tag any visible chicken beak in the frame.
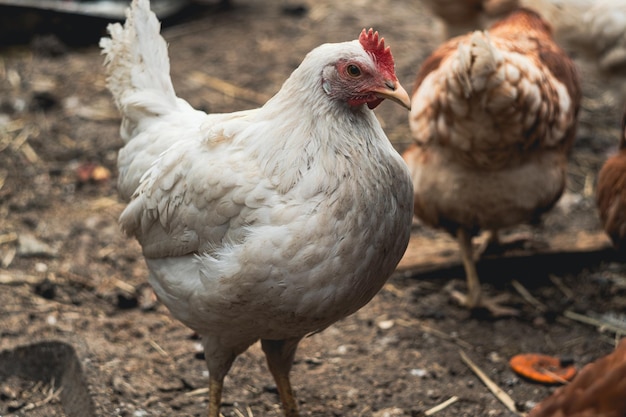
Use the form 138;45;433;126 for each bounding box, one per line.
374;80;411;110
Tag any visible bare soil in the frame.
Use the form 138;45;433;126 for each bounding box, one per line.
1;1;625;416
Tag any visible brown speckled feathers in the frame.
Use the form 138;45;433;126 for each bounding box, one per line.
596;108;626;252
408;8;580;173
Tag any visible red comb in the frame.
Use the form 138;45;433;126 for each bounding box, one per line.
359;28;396;79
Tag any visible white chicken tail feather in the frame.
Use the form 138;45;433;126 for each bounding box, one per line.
455;31;502;98
100;0;178;142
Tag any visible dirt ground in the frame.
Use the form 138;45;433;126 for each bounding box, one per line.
1;0;625;416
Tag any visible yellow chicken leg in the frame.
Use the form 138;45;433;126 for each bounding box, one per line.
451;227;518;317
261;338;302;417
208;376;224;417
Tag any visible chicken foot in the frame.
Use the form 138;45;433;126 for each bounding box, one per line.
450;227;519;317
261;337;303;417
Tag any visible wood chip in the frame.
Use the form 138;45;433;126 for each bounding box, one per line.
114;278;136;294
0;273;43;285
4;119;25;133
0;232;18;245
20;141;40;164
75;105;119;121
2;246;17;268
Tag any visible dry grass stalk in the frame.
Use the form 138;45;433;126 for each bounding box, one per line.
424;395;459;415
148;339;169;357
564;310;626;336
511;280;548;312
459;350;523;416
549;275;574;299
184;387;210;397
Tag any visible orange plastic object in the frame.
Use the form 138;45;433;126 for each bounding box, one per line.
509;353;577;384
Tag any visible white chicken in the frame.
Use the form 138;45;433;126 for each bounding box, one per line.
563;0;626;102
402;8;581;316
99;0;413;416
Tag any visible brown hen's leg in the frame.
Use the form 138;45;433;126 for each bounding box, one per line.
477;229;503;257
261;338;302;417
450;227;518;317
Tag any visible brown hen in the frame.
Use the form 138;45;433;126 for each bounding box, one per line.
529;339;626;417
403;8;581;316
596;108;626;253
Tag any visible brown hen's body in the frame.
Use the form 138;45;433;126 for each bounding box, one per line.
596;109;626;253
403;8;581;315
529;339;626;417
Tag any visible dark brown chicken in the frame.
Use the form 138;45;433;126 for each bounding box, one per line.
529;339;626;417
596;108;626;253
403;8;581;316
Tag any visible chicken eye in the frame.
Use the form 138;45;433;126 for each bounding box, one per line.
346;64;362;78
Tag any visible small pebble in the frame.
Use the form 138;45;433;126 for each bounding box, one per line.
410;368;428;378
377;319;395;330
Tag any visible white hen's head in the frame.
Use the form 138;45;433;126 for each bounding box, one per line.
286;29;410;111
